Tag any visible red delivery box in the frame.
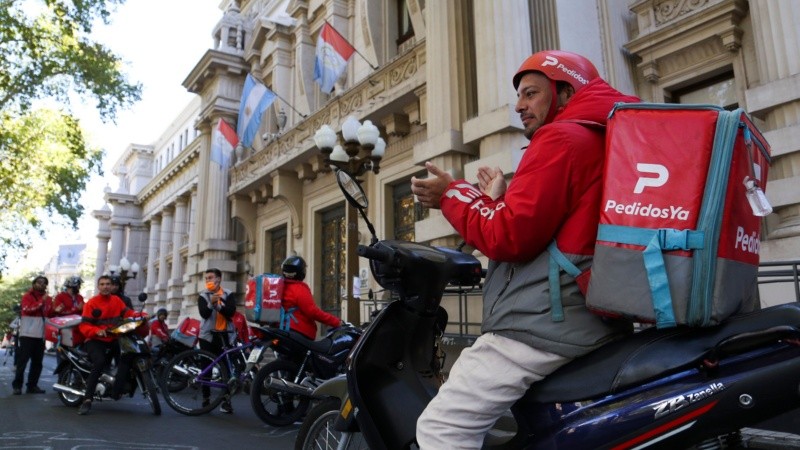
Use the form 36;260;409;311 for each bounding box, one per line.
244;273;284;324
586;104;770;328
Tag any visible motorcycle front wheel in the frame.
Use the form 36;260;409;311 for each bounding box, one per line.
295;398;369;450
56;366;85;407
161;349;230;416
250;359;310;426
139;368;162;416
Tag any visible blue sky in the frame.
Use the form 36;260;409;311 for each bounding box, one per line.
13;0;221;275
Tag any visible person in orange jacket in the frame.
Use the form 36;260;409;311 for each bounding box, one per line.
76;275;138;415
53;276;84;316
279;256;343;340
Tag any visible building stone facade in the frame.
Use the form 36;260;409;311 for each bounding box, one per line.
95;0;800;330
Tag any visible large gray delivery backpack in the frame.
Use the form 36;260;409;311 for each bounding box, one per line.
585;103;772;329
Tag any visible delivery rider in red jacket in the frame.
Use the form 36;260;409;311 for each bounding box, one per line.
280;256;343;340
411;50;638;448
76;275;138;415
53;276;84;316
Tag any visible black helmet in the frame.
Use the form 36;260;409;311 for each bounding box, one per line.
156;308;168;317
109;275;122;286
281;256;307;281
65;276;82;288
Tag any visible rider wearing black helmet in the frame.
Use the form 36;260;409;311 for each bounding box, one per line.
108;275;133;309
280;256;343;340
53;276;84;316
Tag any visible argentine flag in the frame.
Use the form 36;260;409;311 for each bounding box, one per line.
314;22;356;94
237;74;276;148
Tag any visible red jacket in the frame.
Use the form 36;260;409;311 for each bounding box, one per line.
149;318;170;346
79;294;134;342
281;279;341;340
18;288;55;339
53;291;84;316
232;311;251;344
440;78;639;358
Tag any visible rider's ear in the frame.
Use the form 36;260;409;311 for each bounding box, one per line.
92;309;102;318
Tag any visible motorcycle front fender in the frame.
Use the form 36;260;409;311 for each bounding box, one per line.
347;301;443;450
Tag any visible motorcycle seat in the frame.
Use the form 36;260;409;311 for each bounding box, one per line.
287;330;333;354
525;302;800;403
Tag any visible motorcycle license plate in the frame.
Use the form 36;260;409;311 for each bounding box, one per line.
247;347;263;364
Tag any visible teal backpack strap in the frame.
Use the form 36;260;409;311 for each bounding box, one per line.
254;275;263;319
598;224;705;328
688;109;740;326
547;241;583;322
279;307;297;331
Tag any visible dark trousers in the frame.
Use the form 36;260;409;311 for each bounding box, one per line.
83;339;115;401
12;336;45;390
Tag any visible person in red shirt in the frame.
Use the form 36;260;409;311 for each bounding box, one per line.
12;276;55;395
76;275;137;415
279;256;343;340
53;276;84;316
149;308;170;352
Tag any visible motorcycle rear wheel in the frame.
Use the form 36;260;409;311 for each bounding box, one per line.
250;359;310;426
295;398;369;450
57;366;85;407
161;349;230;416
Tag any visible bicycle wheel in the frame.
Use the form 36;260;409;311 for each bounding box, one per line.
295;398;369;450
161;349;229;416
250;359;310;426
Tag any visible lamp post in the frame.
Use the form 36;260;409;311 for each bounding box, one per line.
314;116;386;324
108;256;140;295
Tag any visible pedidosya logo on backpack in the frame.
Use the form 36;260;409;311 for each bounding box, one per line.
604;162;690;221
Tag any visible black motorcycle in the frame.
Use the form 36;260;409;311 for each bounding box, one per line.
151;338;194;393
250;323;363;426
296;168;800;449
53;316;162;416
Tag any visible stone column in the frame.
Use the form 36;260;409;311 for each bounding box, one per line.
169;197;188;316
413;1;478;246
108;223;125;269
462;0;532;179
747;0;800;258
157;207;174;309
92;207;112;291
182;187;200;318
145;216;161;296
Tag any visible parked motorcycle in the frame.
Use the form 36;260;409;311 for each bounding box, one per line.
250;323;363;426
302;169;800;449
151;338;195;393
53;316;162;416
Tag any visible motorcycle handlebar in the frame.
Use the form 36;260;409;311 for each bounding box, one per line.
357;244;393;263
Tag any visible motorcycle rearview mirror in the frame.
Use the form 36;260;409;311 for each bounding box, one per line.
335;169;378;243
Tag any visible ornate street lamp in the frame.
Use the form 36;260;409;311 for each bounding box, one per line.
314;116;385;324
108;256;140;295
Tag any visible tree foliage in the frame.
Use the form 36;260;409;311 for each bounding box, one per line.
0;272;36;334
0;0;142;274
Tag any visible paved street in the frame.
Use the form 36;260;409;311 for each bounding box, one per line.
0;348;299;449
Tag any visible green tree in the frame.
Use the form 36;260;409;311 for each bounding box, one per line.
0;272;37;335
0;0;142;274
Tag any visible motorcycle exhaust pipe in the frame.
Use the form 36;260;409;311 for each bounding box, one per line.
266;377;316;397
53;383;86;398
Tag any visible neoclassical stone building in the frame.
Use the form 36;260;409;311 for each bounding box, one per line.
95;0;800;330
